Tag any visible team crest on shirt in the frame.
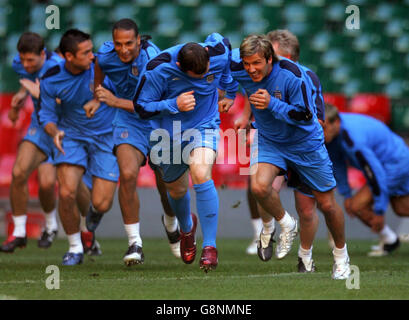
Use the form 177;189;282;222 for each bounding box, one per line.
274;90;282;99
206;74;215;83
29;128;37;136
120;130;129;139
132;65;139;76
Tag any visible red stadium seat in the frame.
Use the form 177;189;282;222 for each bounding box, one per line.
323;93;348;112
0;154;15;196
349;94;391;124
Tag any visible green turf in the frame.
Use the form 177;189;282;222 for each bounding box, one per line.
0;238;408;300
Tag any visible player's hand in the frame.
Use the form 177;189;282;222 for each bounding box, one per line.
19;78;40;99
11;90;27;109
95;85;117;108
83;98;101;118
217;88;225;101
54;130;65;155
370;214;385;233
218;97;234;113
8;107;20;126
233;114;251;132
249;89;270;109
177;90;195;112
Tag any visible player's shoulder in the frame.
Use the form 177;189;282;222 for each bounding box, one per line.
277;57;303;79
40;60;63;81
299;63;322;88
141;39;161;58
12;53;26;74
204;33;230;58
145;50;173;73
98;41;115;55
230;48;244;72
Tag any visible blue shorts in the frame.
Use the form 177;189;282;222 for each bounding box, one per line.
388;173;409;197
112;117;152;161
286;169;314;198
22;123;54;164
251;133;336;193
149;125;220;183
53;133;119;182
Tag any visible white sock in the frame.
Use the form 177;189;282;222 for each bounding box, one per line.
277;211;295;230
80;216;88;232
333;244;349;263
298;245;313;264
44;208;58;232
124;223;142;247
262;219;275;235
12;215;27;237
163;214;178;233
379;225;397;244
251;218;263;238
67;232;83;254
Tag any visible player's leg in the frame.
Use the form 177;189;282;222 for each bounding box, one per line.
57;163;85;265
114;143;145;266
294;191;318;272
189;147;219;272
153;167;181;258
2;141;47;252
77;175;102;256
349;185;399;256
251;163;298;262
246;176;262;254
37;161;59;248
165;170;197;264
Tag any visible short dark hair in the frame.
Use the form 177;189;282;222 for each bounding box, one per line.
177;43;209;75
59;29;91;56
325;103;340;123
112;18;139;38
17;32;44;55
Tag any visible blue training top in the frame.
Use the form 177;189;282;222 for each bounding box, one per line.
38;60;116;137
230;49;324;153
133;33;238;136
96;38;161;127
12;50;64;127
326;113;409;215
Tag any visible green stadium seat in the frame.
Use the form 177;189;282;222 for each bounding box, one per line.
352;33;373;52
332;64;352;85
373;3;395;22
218;0;241;5
109;3;137;23
196;4;225;34
342;79;363;97
177;0;199;6
176;32;201;46
242;21;269;35
321;48;343;68
6;2;29;33
0;8;7;37
224;31;241;50
0;63;19;92
385;19;407;38
91;6;111;33
261;0;284;7
391;100;409;132
363;49;388;68
384;80;409;100
174;6;197;31
325;3;345;22
134;0;156;6
374;64;393;85
93;0;114;6
394;35;409;53
135;7;154;28
46;32;64;52
310;31;330;52
93;31;111;51
150;34;177;51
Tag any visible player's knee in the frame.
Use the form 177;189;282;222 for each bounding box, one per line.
38;175;56;193
119;167;138;187
318;200;336;215
251;183;270;199
298;206;316;223
168;186;188;200
11;164;29;183
92;197;113;214
190;168;211;185
59;186;76;203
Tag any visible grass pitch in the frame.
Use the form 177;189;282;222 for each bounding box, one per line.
0;238;408;300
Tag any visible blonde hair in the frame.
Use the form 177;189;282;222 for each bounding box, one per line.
240;34;278;63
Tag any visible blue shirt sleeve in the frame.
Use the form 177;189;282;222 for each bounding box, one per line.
133;72;179;120
218;59;238;99
267;76;313;126
38;79;58;128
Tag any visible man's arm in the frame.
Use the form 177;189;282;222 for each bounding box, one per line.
95;85;134;113
8;86;28;125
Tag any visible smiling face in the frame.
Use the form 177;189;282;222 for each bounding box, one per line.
19;51;45;74
113;28;140;64
242;51;273;82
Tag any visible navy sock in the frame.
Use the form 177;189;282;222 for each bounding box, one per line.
194;180;219;248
